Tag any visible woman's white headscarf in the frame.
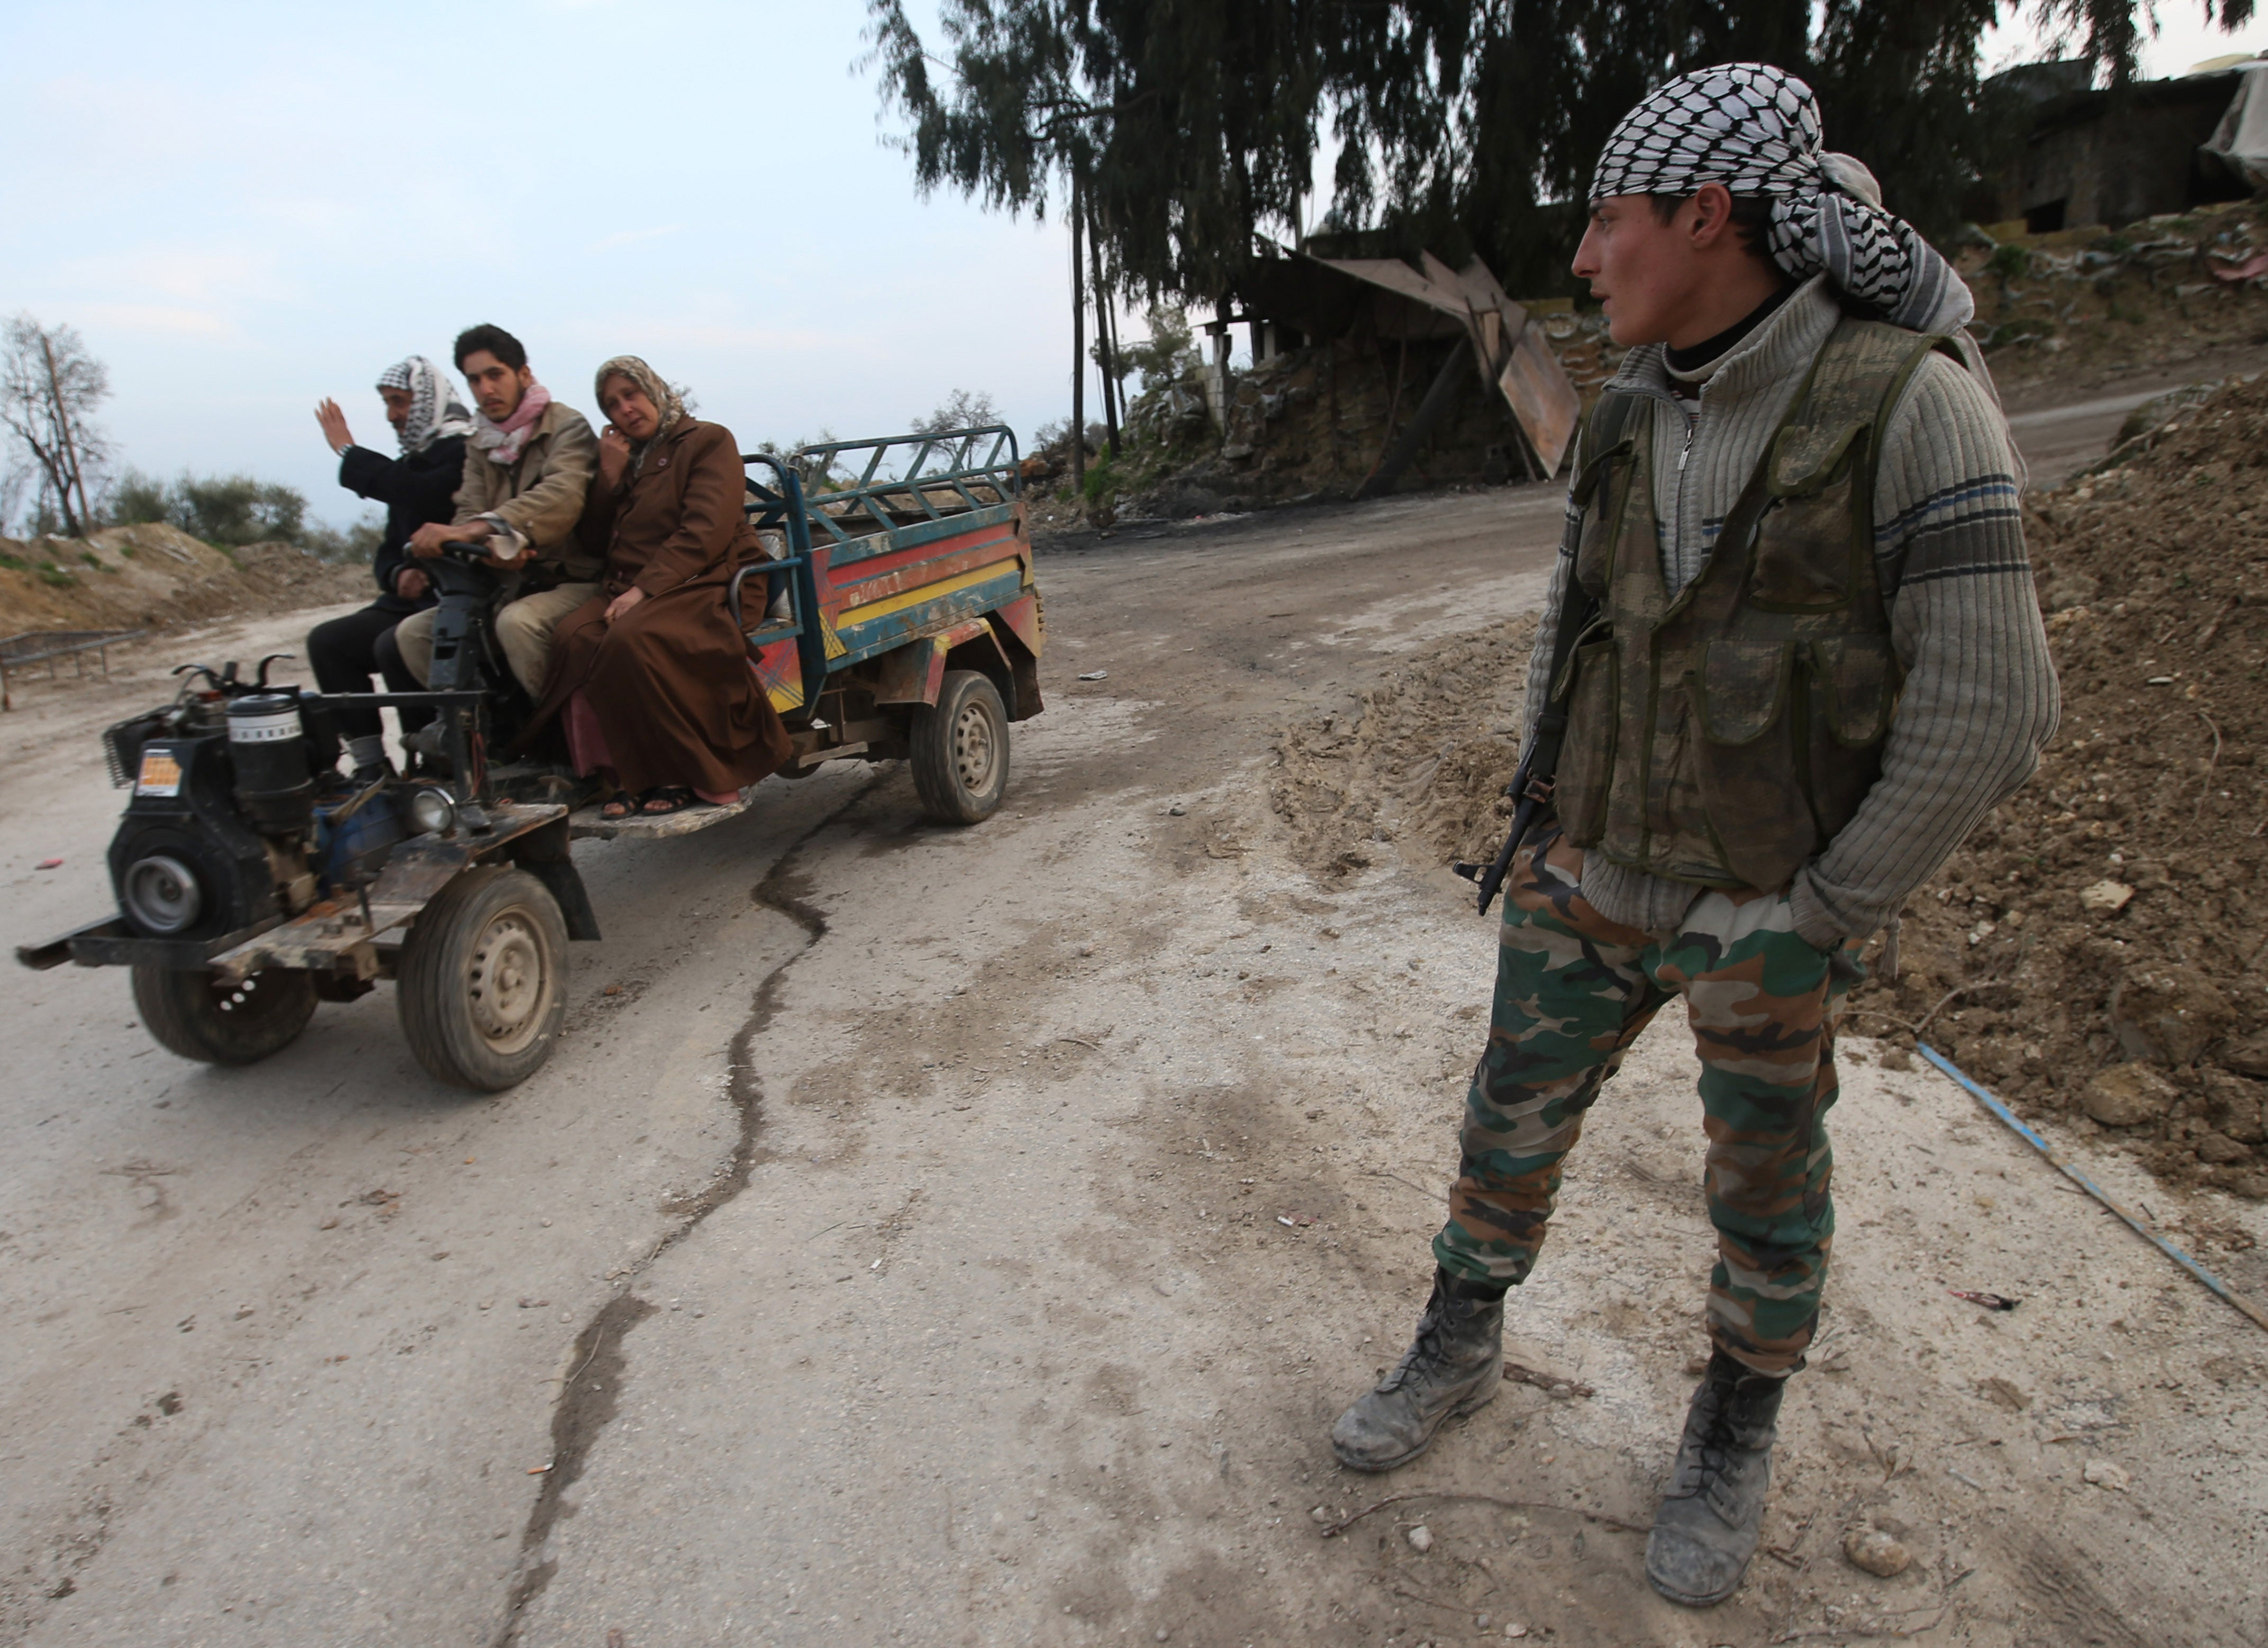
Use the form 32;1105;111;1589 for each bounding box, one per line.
376;356;475;455
1590;63;1975;336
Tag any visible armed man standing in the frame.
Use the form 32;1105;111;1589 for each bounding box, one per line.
1329;65;2058;1608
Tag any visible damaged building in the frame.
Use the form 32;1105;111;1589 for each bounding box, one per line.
1976;58;2265;233
1133;243;1587;509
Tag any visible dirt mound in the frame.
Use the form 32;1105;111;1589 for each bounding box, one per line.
1269;613;1536;881
0;524;366;637
1846;372;2268;1199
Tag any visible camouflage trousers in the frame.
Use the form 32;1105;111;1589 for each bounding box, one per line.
1432;832;1862;1375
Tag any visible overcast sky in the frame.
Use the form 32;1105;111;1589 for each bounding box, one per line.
2;2;2258;530
2;0;1099;527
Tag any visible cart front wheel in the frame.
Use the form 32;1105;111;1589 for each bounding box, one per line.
132;964;317;1066
911;669;1010;824
397;866;567;1092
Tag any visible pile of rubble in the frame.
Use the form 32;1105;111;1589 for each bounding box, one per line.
1850;371;2268;1197
1961;199;2268;391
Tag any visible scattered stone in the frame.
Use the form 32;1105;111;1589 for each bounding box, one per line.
2109;964;2236;1064
1843;1525;1913;1578
1077;669;1109;681
2199;1068;2268;1143
2080;880;2135;914
2083;1062;2181;1127
2220;1032;2268;1080
1406;1524;1434;1553
2084;1459;2132;1491
1310;1505;1330;1523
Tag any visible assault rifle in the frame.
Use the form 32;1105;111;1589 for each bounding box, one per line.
1450;585;1599;916
1450;390;1630;916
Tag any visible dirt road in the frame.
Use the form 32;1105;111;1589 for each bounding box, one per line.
3;467;2263;1647
1999;337;2268;486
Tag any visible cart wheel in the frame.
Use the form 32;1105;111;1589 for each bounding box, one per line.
397;866;567;1091
131;965;317;1066
911;669;1010;824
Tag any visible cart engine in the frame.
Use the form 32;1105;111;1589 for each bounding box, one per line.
103;687;399;942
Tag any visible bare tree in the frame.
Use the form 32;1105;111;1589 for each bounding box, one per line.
909;388;1002;435
2;315;113;538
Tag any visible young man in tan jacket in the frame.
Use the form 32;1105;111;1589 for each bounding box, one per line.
385;323;599;697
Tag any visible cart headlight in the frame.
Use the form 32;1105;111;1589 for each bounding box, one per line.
408;787;457;836
123;854;203;934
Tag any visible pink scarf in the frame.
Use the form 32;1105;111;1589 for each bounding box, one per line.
471;381;552;466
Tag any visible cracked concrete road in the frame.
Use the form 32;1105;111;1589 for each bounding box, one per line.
4;469;2265;1648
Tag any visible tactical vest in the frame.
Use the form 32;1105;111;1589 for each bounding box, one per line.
1550;318;1947;892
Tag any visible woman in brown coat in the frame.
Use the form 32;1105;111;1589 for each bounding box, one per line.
521;357;792;815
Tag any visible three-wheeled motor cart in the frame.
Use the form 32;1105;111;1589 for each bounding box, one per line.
16;426;1042;1090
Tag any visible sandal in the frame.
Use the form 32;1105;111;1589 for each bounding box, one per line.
640;786;715;816
601;788;650;820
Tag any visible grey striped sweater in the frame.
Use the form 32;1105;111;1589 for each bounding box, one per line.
1524;277;2060;946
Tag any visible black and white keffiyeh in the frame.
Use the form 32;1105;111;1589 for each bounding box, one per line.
376;355;475;455
1590;62;1973;336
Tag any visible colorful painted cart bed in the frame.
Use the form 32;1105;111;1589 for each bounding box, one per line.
569;424;1043;840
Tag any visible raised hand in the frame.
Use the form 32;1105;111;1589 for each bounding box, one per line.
315;398;355;453
597;425;633;489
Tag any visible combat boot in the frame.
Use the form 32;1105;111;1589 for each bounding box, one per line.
1331;1269;1503;1471
1644;1350;1789;1607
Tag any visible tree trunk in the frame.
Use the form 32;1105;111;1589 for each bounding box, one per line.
1070;179;1087;499
15;431;75;533
39;334;87;538
1089;211;1120;458
1104;298;1126;452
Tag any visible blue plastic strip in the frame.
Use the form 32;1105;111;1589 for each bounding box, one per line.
1917;1043;2268;1334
